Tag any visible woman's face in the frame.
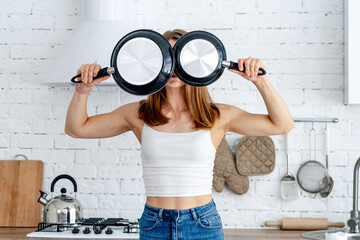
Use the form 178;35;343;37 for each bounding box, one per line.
166;38;186;88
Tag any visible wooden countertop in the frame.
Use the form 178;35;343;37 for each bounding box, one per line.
0;227;307;240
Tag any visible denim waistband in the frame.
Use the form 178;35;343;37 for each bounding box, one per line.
143;199;217;221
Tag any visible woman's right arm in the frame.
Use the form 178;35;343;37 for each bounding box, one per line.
65;63;136;139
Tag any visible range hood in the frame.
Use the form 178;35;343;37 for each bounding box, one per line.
45;0;136;86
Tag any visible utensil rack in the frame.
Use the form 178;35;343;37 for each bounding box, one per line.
294;118;339;123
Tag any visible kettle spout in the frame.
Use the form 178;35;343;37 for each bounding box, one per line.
37;190;49;206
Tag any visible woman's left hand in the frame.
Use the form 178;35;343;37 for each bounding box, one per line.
228;57;266;83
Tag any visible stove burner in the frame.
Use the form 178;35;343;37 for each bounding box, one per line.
101;218;130;226
37;222;79;232
82;218;106;225
36;218;140;235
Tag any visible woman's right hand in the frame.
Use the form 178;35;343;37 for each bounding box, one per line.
76;63;111;89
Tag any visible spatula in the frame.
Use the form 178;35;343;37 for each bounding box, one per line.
280;133;298;200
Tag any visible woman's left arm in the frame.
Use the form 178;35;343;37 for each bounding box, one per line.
225;57;294;136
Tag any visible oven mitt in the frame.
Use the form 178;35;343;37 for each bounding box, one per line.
236;136;275;176
213;137;249;195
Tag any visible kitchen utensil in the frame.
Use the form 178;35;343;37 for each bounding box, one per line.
235;136;275;175
265;218;345;230
297;123;330;195
320;124;334;198
27;217;140;239
71;29;175;95
212;137;249;195
38;174;83;224
173;30;266;86
0;156;44;227
280;133;298;200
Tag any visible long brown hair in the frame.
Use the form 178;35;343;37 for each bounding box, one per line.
137;29;220;129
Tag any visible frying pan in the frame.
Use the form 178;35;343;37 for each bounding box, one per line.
71;29;175;95
173;30;267;86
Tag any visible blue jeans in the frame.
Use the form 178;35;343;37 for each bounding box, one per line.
139;199;224;240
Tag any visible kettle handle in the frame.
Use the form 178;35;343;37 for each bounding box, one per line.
50;174;78;193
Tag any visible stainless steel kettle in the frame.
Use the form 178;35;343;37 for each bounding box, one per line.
38;174;83;224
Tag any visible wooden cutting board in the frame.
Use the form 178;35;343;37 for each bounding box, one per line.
0;160;44;227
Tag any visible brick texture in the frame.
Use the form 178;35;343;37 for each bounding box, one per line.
0;0;357;227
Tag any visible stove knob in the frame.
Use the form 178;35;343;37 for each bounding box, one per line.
105;227;113;234
83;227;91;234
94;226;102;234
72;227;80;234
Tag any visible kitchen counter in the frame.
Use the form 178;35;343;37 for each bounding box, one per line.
0;227;307;239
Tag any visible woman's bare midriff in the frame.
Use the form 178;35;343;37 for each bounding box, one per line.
146;194;212;210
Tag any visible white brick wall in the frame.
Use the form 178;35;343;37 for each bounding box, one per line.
1;0;358;229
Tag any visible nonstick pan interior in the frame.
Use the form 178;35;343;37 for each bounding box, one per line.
173;30;266;86
111;29;175;95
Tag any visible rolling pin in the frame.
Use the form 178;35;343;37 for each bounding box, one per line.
265;218;345;230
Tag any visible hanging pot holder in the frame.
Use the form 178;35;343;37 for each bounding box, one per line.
235;136;275;176
213;137;249;195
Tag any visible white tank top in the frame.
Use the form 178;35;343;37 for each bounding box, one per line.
141;124;216;197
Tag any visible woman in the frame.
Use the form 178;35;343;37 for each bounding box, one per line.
65;29;294;240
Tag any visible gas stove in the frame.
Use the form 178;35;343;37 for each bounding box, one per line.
26;218;140;239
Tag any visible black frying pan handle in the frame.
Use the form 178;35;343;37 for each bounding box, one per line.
71;67;115;83
227;61;266;76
